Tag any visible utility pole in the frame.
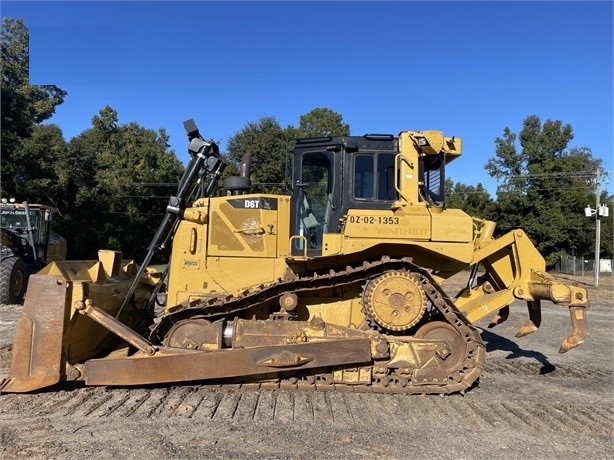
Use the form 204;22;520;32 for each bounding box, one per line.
584;169;611;287
594;169;601;287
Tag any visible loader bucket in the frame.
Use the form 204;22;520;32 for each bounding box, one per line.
0;274;67;393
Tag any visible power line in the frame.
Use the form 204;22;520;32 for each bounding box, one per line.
114;195;171;199
101;211;166;216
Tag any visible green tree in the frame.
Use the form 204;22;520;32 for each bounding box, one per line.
599;192;613;259
445;178;495;219
290;107;350;138
63;106;184;259
1;18;67;196
226;116;288;194
485;115;602;266
10;123;69;206
226;108;350;194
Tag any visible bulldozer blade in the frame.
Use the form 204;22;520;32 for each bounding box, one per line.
0;274;67;393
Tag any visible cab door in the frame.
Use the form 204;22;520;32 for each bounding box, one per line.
290;150;337;256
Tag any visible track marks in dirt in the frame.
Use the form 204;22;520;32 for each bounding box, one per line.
1;386;613;438
485;358;612;379
1;354;612;438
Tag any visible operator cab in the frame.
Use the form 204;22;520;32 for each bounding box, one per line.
290;134;448;256
0;203;55;263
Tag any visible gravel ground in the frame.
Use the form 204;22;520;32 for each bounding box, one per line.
0;272;612;459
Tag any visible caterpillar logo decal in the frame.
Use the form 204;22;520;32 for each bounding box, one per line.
228;198;278;210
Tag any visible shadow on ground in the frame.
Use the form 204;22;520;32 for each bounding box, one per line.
480;328;556;374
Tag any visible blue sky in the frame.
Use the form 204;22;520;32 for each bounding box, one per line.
3;0;613;196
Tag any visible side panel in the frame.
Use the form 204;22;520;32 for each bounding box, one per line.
202;257;285;298
336;207;475;265
430;209;473;242
344;208;430;240
167;195;292;306
208;196;288;258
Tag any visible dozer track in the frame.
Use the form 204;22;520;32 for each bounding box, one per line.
150;257;486;395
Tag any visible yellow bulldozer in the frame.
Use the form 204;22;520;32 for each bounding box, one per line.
0;120;588;394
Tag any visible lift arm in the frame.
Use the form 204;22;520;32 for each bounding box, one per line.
116;120;225;318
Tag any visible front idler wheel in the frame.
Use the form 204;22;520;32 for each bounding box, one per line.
414;321;468;374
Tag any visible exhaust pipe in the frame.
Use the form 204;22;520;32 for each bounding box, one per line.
224;153;252;195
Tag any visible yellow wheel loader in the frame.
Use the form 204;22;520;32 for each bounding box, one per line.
0;120;588;394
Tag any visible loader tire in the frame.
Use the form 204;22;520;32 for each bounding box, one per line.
0;256;27;305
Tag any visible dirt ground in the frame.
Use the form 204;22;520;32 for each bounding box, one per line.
0;272;612;459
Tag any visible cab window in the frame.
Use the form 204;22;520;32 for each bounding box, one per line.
353;153;396;201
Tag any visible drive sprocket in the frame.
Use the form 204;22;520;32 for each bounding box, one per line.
362;270;427;332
